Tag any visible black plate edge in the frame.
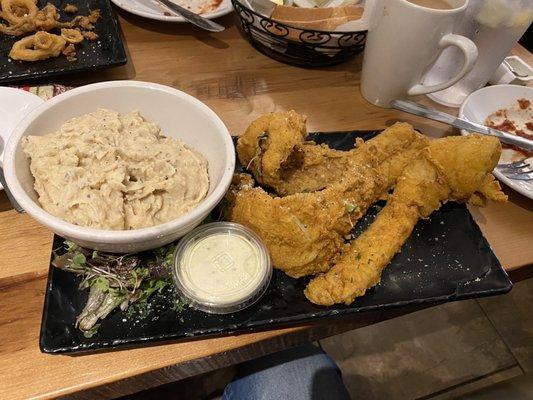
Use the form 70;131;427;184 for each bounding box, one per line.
38;250;61;354
39;271;512;355
2;56;128;85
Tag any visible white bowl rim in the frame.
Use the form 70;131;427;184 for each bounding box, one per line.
3;80;236;244
458;84;533;121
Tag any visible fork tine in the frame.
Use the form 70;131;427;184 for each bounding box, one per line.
505;168;533;175
511;159;530;167
507;173;533;181
498;160;530;169
498;167;531;174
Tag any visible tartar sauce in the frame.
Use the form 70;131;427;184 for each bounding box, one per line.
173;222;271;314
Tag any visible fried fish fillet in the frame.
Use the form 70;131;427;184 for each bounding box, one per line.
237;111;428;196
277;143;365;195
236;110;307;192
304;135;507;306
228;122;429;278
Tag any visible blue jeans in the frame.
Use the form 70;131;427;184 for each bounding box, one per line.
222;344;351;400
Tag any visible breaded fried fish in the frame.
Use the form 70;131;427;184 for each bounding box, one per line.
304;135;507;306
228;122;429;278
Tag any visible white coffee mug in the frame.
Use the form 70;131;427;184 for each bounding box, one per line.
360;0;478;108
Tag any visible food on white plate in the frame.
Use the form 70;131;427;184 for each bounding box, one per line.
23;109;209;230
485;97;532;157
167;0;223;14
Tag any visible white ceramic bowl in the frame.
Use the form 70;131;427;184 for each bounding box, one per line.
0;87;44;190
459;84;532;200
3;81;235;252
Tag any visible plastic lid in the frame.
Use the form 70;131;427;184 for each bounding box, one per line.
172;222;272;314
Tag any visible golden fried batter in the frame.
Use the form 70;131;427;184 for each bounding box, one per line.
304;135;506;306
61;27;83;43
237;110;308;190
63;3;77;13
277;143;362;195
9;30;65;61
69;9;100;30
62;42;76;61
0;19;32;35
228;122;429;278
0;0;38;25
236;111;430;196
82;29;97;40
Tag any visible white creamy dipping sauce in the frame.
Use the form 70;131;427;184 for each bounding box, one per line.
173;223;272;313
180;234;262;304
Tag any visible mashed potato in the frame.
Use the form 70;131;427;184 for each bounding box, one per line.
22;109;209;230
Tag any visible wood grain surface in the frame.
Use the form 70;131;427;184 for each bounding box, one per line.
0;11;532;400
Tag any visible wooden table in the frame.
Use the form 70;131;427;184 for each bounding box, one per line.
1;12;532;400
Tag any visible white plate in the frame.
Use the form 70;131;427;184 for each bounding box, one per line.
459;85;533;200
111;0;233;22
0;87;44;190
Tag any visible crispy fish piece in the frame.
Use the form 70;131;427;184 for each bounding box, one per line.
278;143;363;195
237;110;307;190
237;112;425;196
237;109;359;195
304;135;507;306
228;123;429;278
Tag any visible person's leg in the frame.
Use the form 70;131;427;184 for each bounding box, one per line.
222;344;350;400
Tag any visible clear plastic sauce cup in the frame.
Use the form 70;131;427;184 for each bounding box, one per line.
172;222;272;314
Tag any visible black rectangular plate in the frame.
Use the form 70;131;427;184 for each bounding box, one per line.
0;0;126;84
39;130;513;354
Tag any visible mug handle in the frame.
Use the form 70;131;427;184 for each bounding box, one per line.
407;34;478;96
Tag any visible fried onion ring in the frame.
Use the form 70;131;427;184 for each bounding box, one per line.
9;31;66;61
0;0;38;25
61;27;83;43
2;1;100;62
0;18;34;35
62;42;76;61
33;3;60;30
82;30;98;40
69;9;100;30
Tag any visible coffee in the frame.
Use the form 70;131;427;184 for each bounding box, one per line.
408;0;454;10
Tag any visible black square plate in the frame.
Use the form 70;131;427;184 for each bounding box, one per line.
0;0;126;84
39;130;512;354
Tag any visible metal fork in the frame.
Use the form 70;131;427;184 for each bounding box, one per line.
497;159;533;181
